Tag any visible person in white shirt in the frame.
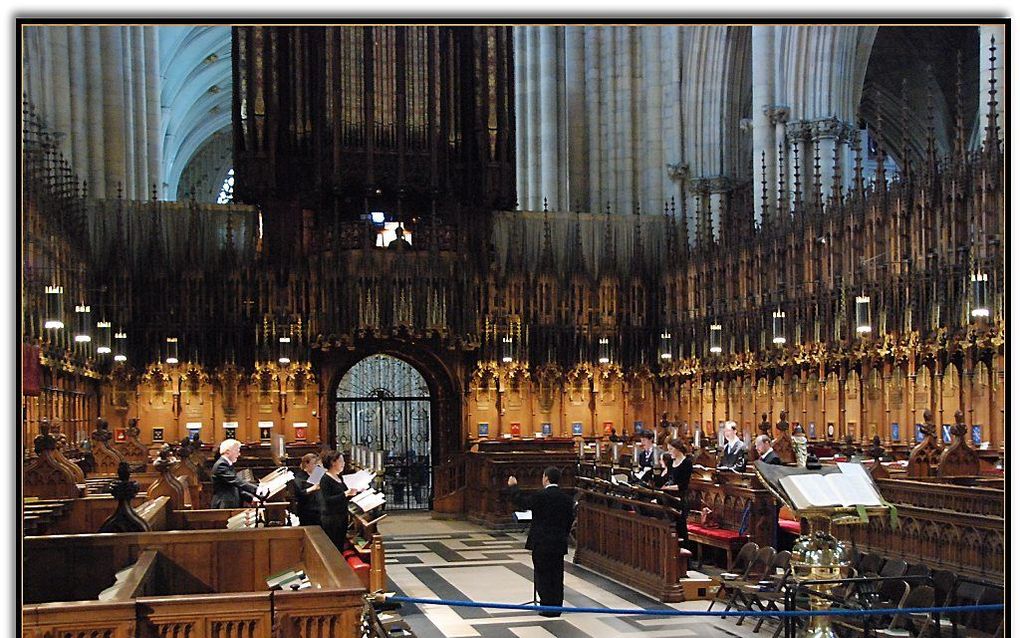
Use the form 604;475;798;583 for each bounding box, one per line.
718;422;747;471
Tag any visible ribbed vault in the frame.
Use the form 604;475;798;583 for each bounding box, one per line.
158;26;232;200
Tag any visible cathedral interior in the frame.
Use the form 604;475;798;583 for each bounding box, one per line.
19;21;1006;638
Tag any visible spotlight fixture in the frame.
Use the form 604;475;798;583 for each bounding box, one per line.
855;296;872;334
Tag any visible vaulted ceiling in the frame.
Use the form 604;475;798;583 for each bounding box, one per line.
158;26;232;200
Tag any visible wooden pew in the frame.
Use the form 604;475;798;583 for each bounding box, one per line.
573;476;705;602
462;439;578;527
23;527;367;638
679;468;776;569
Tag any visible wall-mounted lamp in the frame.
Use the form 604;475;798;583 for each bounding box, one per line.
278;336;292;365
74;305;91;343
113;331;128;362
44;286;64;329
709;324;722;354
772;308;787;345
659;331;672;360
95;321;112;354
970;271;990;318
855;296;872;334
165;337;179;365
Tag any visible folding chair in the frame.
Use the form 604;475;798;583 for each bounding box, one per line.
707;541;759;612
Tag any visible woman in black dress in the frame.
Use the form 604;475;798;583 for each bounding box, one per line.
659;438;694;542
317;450;359;551
289;452;322;526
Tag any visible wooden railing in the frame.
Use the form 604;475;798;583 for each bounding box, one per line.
573;477;691;602
833;478;1004;584
462;442;578;527
432;454;466;514
23;527;367;638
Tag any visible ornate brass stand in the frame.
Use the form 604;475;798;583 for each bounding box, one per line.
790;517;851;638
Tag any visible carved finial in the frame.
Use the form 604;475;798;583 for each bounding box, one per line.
792;142;802;215
954;49;966;160
760;149;769;225
852;121;865;196
900;78;911;183
777;141;786;216
831;138;843;207
812;133;822;215
984;36;1001;154
543;197;548;212
874;111;887;189
924;66;937;171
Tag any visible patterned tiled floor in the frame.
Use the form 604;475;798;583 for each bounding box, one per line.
379;513;767;638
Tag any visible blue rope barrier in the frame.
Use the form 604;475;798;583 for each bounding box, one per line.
389;595;1003;618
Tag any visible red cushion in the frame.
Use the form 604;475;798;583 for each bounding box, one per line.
345;555;369;572
687;524;746;542
779;519;802;534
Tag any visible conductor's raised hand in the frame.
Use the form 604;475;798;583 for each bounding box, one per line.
507;475;518;487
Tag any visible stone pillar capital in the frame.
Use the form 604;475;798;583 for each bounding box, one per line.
763;105;790;125
690;176;735;194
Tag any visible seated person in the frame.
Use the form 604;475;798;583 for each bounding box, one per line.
718;421;747;471
754;435;783;465
634;431;663;480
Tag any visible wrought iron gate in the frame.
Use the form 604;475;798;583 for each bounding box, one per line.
335;355;431;510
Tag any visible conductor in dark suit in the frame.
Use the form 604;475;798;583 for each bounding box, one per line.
507;467;574;617
754;435;783;465
211;439;264;508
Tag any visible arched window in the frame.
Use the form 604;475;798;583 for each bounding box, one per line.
216;168;234;204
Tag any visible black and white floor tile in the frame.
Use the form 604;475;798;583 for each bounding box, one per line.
380;513;767;638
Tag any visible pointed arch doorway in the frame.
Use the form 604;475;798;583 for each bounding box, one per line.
335;354;431;510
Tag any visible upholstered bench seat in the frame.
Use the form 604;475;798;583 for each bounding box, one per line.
687;523;749;569
778;519;802;535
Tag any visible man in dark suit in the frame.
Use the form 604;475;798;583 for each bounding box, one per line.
507;467;574;617
718;421;748;471
754;435;783;465
211;439;264;509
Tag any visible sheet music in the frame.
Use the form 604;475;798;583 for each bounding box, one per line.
258;467;295;498
351;487;386;512
344;469;376;492
514;510;532;521
306;465;326;485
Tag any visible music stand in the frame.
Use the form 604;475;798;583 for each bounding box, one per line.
512;510;540;606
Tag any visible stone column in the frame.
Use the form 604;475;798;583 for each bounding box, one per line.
564;26;587;211
584;27;602;212
617;27;634;214
100;27;127;195
526;27;542;209
84;26;106;198
538;27;561;210
512;27;529;209
751;26;775;227
144;27;162;196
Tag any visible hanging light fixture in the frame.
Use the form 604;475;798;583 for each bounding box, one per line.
44;286;64;329
659;331;672;360
95;321;112;354
501;334;514;363
709;324;722;354
165;337;179;365
598;337;611;364
855;295;872;334
970;271;990;318
772;308;787;345
74;305;91;342
113;331;128;362
278;336;292;365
